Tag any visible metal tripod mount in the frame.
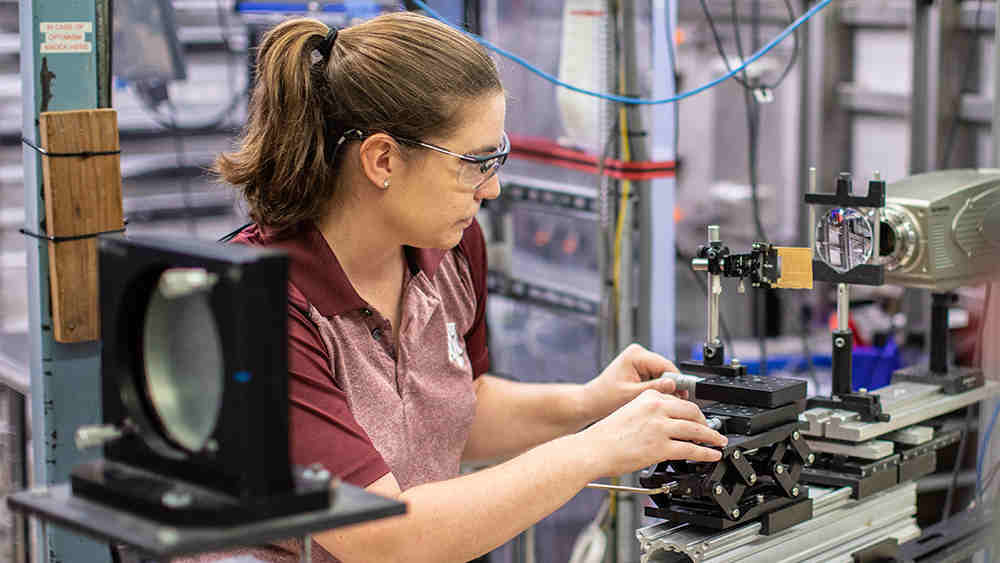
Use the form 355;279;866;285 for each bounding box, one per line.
680;225;812;378
891;290;984;394
803;170;889;423
680;226;746;378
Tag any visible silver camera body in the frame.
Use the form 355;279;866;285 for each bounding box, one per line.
880;169;1000;291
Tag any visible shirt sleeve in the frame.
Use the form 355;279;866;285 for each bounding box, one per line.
286;285;391;487
458;220;490;378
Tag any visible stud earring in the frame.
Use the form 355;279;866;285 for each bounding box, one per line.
382;178;391;189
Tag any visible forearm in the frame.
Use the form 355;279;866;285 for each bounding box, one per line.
462;375;592;462
318;432;595;563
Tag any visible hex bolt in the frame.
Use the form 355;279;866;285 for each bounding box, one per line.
731;508;741;519
714;484;724;496
162;490;192;508
792;431;801;440
792;487;800;497
775;464;785;474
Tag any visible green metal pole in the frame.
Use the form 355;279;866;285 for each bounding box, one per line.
19;0;111;561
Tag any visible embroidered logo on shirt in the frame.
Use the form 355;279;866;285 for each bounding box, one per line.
446;322;466;368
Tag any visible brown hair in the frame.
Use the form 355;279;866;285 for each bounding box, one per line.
215;12;502;233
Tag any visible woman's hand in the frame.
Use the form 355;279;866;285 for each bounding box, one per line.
578;389;727;479
579;343;685;424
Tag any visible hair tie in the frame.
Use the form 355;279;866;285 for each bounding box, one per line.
318;28;339;60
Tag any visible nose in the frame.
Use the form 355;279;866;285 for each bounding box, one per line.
475;174;501;201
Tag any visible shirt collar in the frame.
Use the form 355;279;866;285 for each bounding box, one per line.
250;222;448;317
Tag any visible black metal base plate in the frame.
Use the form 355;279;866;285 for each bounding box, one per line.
891;365;983;395
800;455;899;500
644;490;810;532
899;507;996;562
71;459;330;526
695;375;807;408
7;482;404;557
702;400;805;436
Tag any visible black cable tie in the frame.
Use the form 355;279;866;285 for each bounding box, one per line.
21;137;121;158
20;223;127;243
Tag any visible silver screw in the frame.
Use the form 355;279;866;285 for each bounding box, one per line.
157;528;179;545
731;508;741;519
714;484;724;495
807;453;815;465
756;494;765;505
792;487;800;497
731;358;741;367
162;490;192;508
775;464;785;474
793;431;801;440
732;450;741;460
834;337;846;348
705;347;716;358
749;473;757;485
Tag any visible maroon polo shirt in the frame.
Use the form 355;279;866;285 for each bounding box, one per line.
232;220;489;490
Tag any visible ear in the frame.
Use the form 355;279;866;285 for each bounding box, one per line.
357;133;399;190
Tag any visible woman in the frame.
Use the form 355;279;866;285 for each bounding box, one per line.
214;11;726;562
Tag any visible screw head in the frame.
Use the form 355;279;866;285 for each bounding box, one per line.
714;484;724;495
775;464;785;474
732;450;741;460
792;486;800;497
162;490;192;508
731;508;741;519
705;347;716;358
749;473;757;484
793;431;801;440
834;337;846;348
157;528;179;545
807;453;816;465
685;488;693;495
731;358;741;366
756;494;765;505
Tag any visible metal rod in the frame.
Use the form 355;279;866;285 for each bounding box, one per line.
302;534;311;563
808;167;817;251
837;283;850;331
871;171;881;264
707;225;721;346
586;481;678;495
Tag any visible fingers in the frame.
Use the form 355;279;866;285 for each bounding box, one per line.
624;344;678;380
667;441;723;462
661;419;727;447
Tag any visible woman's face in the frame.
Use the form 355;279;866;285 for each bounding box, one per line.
387;91;506;249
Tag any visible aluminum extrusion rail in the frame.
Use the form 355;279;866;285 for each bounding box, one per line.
637;483;919;563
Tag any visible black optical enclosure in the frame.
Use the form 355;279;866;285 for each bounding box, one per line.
71;234;330;525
